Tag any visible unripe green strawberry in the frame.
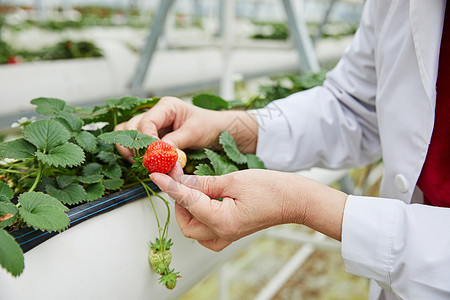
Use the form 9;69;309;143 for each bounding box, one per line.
148;250;172;274
159;270;180;290
143;141;178;173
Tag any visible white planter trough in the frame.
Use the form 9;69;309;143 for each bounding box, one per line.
0;182;256;300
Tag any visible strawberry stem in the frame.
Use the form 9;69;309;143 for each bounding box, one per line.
138;178;163;240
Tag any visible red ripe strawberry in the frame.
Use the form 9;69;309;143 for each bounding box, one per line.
7;56;21;64
143;141;178;173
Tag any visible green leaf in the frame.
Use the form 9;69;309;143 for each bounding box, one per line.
219;130;247;164
75;131;98;153
18;192;69;232
105;96;140;110
102;178;124;190
77;175;103;184
186;149;207;160
192;94;230;111
56;111;84;133
85;183;105;202
23;119;70;151
246;154;266;169
194;164;215;176
0;182;14;201
204;149;238;175
35;143;85;167
102;164;122;179
0;202;18;228
31;97;71;116
0;138;37;160
96;151;117;164
83;163;102;176
0;229;24;277
98;130;158;149
46;183;87;205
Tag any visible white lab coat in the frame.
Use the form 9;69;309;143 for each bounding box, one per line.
253;0;450;299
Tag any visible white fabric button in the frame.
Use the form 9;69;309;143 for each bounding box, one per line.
394;174;409;193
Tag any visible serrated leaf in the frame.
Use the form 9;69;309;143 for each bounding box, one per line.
97;151;117;164
0;182;14;201
55;176;75;188
0;202;18;228
246;154;266;169
31;97;69;116
35;143;85;167
102;178;124;190
222;164;239;174
56;111;84;133
204;149;238;175
98;130;157;149
83;162;102;176
46;183;87;205
18;192;69;232
0;138;37;160
23;119;70;151
102;164;122;179
0;229;24;277
187;150;208;160
75;131;98;153
194;164;215;176
219;130;247;164
77;175;103;184
85;183;105;202
192;94;230;110
105;96;140;110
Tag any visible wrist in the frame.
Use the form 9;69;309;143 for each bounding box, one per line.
219;110;259;154
284;174;348;241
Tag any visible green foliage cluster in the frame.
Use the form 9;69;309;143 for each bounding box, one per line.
1;5;149;32
0;96;160;277
251;21;289;40
246;71;327;109
0;40;103;64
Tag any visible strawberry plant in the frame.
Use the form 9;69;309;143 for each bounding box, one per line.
0;94;267;289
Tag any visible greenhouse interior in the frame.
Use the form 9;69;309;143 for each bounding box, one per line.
0;0;382;299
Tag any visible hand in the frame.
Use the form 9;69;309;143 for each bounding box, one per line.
115;96;258;161
150;167;348;251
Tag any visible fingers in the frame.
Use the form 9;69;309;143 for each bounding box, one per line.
197;239;232;252
174;203;219;241
175;204;231;251
179;174;226;199
150;172;229;228
168;163;184;183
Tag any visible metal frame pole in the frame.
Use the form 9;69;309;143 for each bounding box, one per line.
219;0;236;100
129;0;176;95
313;0;339;44
282;0;320;73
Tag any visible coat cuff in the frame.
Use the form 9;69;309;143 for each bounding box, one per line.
341;195;400;286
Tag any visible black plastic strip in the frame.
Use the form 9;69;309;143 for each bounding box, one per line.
10;182;160;253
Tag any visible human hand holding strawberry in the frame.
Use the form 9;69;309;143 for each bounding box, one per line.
150;169;348;251
115;96;258;162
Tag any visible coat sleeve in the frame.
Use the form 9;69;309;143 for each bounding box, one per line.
342;195;450;299
252;0;381;171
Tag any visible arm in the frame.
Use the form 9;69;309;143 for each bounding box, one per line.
252;0;380;171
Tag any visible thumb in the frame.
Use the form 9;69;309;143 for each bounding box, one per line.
150;173;213;209
150;173;226;226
